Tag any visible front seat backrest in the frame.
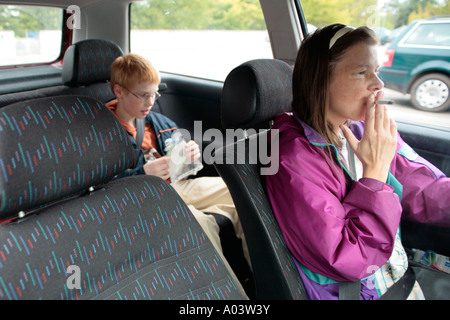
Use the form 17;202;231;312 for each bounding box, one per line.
0;95;133;219
0;95;244;300
214;59;307;299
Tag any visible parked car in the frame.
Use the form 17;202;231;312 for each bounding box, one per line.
379;17;450;112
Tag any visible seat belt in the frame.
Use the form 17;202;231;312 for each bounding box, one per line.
135;118;145;150
379;266;415;300
346;141;357;179
134;118;145;165
339;265;416;300
339;280;361;300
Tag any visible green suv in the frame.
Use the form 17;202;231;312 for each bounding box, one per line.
379;17;450;112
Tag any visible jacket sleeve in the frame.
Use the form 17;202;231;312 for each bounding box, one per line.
265;131;403;282
148;112;179;156
391;136;450;227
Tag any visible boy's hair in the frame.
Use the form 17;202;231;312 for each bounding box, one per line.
110;53;161;91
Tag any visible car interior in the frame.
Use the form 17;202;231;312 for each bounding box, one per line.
0;0;449;302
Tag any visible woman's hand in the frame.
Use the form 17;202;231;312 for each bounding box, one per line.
340;92;398;182
143;156;171;180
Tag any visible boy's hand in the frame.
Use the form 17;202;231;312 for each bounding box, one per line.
184;140;201;162
143;156;171;180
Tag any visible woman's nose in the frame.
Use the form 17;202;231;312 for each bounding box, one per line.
370;73;384;92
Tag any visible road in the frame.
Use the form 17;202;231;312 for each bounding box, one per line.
383;88;450;129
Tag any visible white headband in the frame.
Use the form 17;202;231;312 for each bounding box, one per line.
329;26;356;49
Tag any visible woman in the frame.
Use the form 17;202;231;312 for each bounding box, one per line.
264;24;450;299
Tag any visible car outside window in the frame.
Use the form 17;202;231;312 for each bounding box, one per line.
130;0;272;81
0;5;63;67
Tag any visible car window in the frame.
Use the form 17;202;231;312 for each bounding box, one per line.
403;23;450;47
0;5;63;67
300;0;450;127
130;0;272;81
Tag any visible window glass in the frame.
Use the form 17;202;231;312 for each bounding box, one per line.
403;23;450;47
0;5;63;66
130;0;272;81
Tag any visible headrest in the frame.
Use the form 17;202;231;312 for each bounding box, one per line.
62;39;123;86
221;59;293;129
0;95;135;221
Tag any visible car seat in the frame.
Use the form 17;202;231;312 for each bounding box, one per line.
0;95;245;300
213;59;307;299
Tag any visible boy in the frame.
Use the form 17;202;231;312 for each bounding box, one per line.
106;53;249;294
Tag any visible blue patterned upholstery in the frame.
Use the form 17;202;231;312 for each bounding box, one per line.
0;176;242;300
62;39;123;87
0;95;134;221
214;59;307;299
0;95;244;300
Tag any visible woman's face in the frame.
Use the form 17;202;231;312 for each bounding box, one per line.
327;42;384;131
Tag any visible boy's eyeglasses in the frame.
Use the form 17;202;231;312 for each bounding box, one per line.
122;85;161;103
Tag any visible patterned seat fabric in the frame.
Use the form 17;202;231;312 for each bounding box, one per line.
62;39;123;88
0;83;115;109
0;95;244;300
0;176;241;300
214;59;307;299
0;95;134;221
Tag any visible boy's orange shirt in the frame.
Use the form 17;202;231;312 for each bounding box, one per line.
106;99;160;156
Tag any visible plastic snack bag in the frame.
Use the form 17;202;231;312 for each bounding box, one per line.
165;131;203;183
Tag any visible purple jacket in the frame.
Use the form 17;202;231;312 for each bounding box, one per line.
264;112;450;299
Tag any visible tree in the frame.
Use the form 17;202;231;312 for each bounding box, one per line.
0;5;61;36
384;0;445;28
301;0;381;27
408;0;450;22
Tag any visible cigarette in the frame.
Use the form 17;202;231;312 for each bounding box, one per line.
375;100;394;105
